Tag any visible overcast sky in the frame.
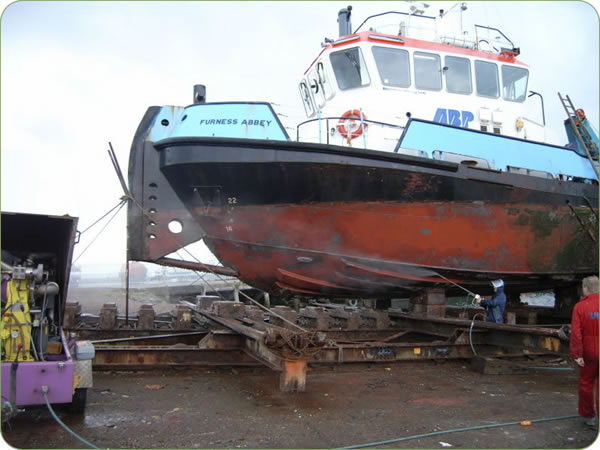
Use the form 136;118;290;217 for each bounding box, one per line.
1;1;598;269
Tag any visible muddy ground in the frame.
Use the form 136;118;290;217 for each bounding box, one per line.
2;360;598;449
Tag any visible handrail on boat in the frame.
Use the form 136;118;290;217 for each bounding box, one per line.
474;24;515;50
353;11;436;34
296;116;404;145
351;11;516;56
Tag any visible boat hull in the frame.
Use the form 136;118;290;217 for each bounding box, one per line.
150;136;598;297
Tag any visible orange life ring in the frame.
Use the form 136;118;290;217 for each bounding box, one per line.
337;109;368;140
576;108;586;120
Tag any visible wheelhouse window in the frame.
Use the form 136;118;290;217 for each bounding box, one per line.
372;46;410;88
502;65;529;102
298;81;315;116
414;52;442;91
316;61;334;100
307;66;326;108
444;56;472;95
329;47;370;90
475;60;499;98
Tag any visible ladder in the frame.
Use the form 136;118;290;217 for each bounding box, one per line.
558;92;599;178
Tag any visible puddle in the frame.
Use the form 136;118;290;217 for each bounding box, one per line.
82;411;133;428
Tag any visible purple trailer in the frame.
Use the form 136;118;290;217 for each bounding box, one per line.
1;212;93;420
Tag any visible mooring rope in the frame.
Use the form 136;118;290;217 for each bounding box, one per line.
73;199;126;264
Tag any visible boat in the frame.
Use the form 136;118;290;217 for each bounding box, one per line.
127;4;599;300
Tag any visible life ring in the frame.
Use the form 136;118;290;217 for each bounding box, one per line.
576;108;586;120
337;109;368;140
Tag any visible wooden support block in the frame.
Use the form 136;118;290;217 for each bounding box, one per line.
138;303;155;330
244;305;265;322
99;303;118;330
269;306;297;329
409;288;446;317
527;312;538;325
506;311;517;325
470;355;528;375
359;310;390;329
196;295;220;311
410;303;446;317
329;310;361;330
63;301;82;329
211;301;245;318
174;304;192;330
280;359;307;392
410;288;446;305
298;306;329;330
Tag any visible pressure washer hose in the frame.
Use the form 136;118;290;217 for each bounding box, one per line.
341;414;580;449
41;388;98;449
469;312;487;356
431;271;478;298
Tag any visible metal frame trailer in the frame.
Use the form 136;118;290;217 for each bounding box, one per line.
1;212;94;420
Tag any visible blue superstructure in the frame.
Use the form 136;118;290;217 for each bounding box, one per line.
397;119;599;181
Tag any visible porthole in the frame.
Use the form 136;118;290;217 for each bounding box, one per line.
168;220;183;234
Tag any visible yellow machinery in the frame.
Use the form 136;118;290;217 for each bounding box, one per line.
1;278;34;362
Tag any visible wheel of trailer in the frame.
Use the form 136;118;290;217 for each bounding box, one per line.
346;299;359;307
69;388;87;415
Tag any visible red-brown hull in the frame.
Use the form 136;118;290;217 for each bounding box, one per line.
197;200;594;297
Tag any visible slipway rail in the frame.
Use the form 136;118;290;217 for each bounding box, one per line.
68;293;572;392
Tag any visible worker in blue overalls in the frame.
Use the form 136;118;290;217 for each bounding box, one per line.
475;279;507;323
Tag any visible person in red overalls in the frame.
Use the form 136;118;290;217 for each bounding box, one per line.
570;276;599;427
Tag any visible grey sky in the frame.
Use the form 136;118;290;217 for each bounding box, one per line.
1;1;598;267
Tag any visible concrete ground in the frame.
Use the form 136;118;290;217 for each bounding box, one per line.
2;360;598;449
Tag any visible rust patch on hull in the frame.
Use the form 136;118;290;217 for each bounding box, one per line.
197;201;597;297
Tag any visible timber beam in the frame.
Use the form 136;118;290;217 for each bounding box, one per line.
388;310;569;354
197;311;327;391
